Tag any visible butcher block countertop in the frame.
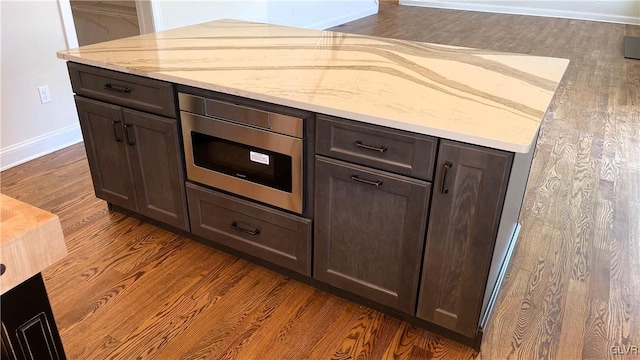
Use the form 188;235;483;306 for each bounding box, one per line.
0;194;67;295
57;19;569;153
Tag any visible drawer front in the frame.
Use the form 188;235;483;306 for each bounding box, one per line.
316;115;437;181
186;182;311;275
68;62;176;117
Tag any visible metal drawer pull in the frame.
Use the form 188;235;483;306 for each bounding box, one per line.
112;119;122;142
441;161;453;194
231;221;261;235
123;123;135;146
355;141;388;153
351;175;383;186
104;83;132;94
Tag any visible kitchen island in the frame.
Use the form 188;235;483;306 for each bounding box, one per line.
57;19;568;349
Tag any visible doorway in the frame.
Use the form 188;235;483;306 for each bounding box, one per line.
70;1;139;46
58;0;155;48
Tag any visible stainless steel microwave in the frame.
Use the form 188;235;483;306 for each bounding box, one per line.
179;93;304;214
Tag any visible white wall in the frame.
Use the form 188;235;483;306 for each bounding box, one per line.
153;1;269;30
264;1;379;29
0;1;82;171
400;0;640;25
152;0;379;31
0;0;378;171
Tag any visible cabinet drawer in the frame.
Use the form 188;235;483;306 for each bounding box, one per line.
68;62;176;117
186;182;311;275
316;115;437;181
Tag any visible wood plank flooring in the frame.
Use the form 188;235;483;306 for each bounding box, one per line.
2;3;639;359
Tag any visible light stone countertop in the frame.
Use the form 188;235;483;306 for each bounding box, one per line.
57;19;569;153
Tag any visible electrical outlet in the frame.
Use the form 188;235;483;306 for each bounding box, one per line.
38;85;52;104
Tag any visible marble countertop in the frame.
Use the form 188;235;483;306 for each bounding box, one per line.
0;194;68;295
57;19;569;153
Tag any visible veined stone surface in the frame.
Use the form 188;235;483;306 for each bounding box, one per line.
57;19;569;152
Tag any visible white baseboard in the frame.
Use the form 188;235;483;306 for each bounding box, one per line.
0;124;83;171
310;2;380;30
400;0;640;25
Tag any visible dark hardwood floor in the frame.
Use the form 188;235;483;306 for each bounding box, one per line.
2;3;639;359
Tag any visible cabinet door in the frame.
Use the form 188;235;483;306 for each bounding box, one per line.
417;140;513;338
123;109;189;231
75;96;137;211
314;156;431;314
1;274;66;360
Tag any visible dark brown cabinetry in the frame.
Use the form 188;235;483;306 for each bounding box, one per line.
75;96;189;231
417;140;513;338
316;115;437;181
68;62;176;117
314;156;431;314
186;182;312;275
125;109;189;229
1;274;66;360
75;97;136;210
69;62;189;231
64;62;531;350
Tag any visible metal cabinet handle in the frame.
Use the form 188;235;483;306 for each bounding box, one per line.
112;119;122;142
355;141;388;153
0;263;6;276
123;123;135;146
231;221;260;235
104;83;132;94
441;161;453;194
351;175;383;186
